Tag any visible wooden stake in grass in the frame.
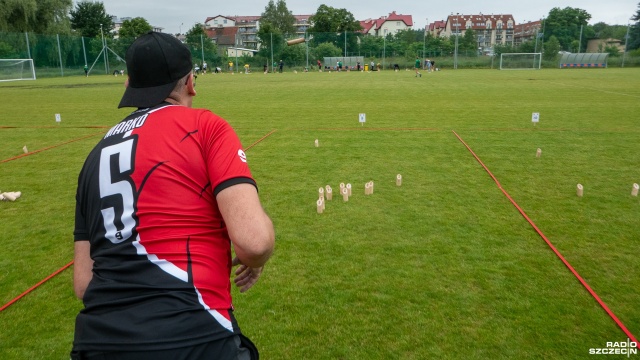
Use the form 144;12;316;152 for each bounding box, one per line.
346;183;352;197
536;148;541;158
314;139;319;147
576;184;584;197
318;187;324;200
342;187;349;202
316;198;324;214
370;181;374;194
339;183;345;196
396;174;402;186
632;183;639;197
326;186;332;200
22;145;28;154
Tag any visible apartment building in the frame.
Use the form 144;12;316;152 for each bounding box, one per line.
443;14;516;53
514;20;542;47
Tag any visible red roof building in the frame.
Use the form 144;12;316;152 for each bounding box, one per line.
359;11;414;37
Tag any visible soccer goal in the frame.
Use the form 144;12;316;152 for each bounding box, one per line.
0;59;36;82
499;53;542;70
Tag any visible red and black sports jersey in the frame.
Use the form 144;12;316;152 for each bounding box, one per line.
73;103;255;351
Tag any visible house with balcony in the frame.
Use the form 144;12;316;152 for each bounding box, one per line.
514;20;542;47
359;11;413;37
204;14;312;51
426;20;447;37
110;16;163;39
444;14;515;53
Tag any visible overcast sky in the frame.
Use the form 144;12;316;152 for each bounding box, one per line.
96;0;639;34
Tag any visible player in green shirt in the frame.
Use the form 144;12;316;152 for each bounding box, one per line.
415;57;421;77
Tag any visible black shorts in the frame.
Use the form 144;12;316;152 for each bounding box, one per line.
70;334;259;360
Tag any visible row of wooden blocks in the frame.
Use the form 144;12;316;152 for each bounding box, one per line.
316;175;403;213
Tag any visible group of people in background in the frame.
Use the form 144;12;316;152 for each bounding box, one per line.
186;58;438;77
416;57;437;77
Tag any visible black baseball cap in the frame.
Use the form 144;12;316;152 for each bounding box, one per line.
118;31;193;108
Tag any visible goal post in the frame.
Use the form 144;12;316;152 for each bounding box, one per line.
0;59;36;82
499;53;542;70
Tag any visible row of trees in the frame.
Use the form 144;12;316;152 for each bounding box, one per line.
1;0;639;70
252;2;640;68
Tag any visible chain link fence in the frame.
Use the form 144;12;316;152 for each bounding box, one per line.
1;30;638;78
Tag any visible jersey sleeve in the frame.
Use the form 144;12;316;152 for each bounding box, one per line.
200;111;256;196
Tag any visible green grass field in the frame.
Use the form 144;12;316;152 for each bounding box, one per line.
1;67;639;359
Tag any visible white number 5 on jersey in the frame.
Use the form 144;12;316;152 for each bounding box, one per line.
99;140;136;244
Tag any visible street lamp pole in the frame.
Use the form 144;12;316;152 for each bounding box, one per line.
100;24;107;74
622;21;630;68
454;13;459;70
423;18;428;68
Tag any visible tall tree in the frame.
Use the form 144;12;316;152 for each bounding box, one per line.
461;28;477;52
257;22;285;63
260;0;295;35
629;2;640;50
70;1;113;38
185;23;219;65
543;7;592;51
543;35;561;61
118;17;152;39
307;5;361;53
0;0;72;34
308;5;361;34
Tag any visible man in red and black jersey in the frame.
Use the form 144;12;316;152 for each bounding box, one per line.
71;32;274;360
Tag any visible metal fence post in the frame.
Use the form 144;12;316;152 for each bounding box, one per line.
56;34;64;77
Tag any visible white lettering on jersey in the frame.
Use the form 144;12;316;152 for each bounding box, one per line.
237;149;247;163
99;139;136;243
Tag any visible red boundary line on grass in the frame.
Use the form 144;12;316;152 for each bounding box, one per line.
0;129;277;312
245;129;277;151
1;132;103;164
0;261;74;312
452;130;638;346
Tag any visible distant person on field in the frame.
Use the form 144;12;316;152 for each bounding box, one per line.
71;31;275;360
317;59;322;71
84;64;88;77
415;57;422;77
229;61;233;73
370;61;375;71
278;60;283;73
263;63;268;74
426;59;432;73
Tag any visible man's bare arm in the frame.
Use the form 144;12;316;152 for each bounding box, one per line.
74;240;93;300
217;183;274;269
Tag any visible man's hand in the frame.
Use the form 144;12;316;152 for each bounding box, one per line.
233;256;264;293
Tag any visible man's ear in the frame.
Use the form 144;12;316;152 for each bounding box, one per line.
187;73;196;96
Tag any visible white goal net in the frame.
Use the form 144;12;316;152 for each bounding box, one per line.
0;59;36;82
499;53;542;70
